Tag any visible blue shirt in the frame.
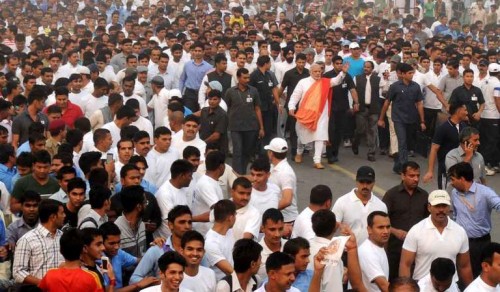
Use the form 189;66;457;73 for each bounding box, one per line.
179;60;213;92
129;239;175;284
292;269;314;291
0;218;6;246
103;249;137;288
451;182;500;238
115;179;158;194
388;80;423;124
343;56;365;77
16;141;30;157
0;164;17;193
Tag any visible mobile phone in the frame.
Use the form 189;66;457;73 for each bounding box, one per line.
106;153;113;164
101;256;109;272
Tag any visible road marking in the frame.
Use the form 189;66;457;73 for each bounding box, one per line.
327;163;387;197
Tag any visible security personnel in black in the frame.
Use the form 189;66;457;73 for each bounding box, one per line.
249;55;280;148
449;69;485;129
207;53;233;100
352;61;382;161
323;56;358;163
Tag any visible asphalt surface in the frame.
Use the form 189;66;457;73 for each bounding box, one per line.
290;144;500;242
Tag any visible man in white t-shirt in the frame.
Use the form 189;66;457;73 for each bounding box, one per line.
101;105;135;149
205;200;236;281
358;211;391;292
257;208;287;281
254;252;300;292
400;190;473;285
465;242;500;292
418;258;460;292
140;251;193;292
291;185;332;241
172;115;207;161
230;177;261;241
192;150;225;235
144;127;179;188
179;230;217;292
332;166;387;245
249;158;280;216
155;159;195;238
266;138;298;238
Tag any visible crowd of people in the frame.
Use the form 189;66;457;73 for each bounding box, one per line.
0;0;499;290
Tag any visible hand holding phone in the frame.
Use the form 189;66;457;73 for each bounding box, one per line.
101;256;109;272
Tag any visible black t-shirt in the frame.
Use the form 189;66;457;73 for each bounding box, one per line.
281;67;310;109
63;204;79;228
432;119;466;162
323;69;356;111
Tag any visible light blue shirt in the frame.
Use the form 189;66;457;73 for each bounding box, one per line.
343;57;365;77
179;60;213;92
103;249;137;288
292;269;314;291
115;179;157;194
16;141;30;157
129;237;175;284
451;182;500;238
0;164;16;193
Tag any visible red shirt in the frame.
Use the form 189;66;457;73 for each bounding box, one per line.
39;268;104;292
42;101;83;128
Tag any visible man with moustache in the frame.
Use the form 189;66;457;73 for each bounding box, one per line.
358;211;391;291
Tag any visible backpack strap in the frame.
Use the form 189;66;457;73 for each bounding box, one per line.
78;217;98;229
221;274;233;291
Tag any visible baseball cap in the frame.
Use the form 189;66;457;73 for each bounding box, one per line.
77;66;90;75
205;81;223;92
349;42;360;49
356;166;375;182
151;76;164;86
137;66;148;73
428;190;451;206
48;119;66;132
488;63;500;73
341;40;351;47
168;89;182;98
390;55;401;63
264;138;289;153
478;59;489;67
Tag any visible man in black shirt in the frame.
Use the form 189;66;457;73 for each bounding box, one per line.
62;177;86;230
423;101;468;189
449;69;485;128
199;90;228;154
280;53;309;157
323;56;358;163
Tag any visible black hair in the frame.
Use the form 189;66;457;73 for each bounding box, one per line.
447;162;474;182
20;190;41;204
388;277;420;292
262;208;283;225
116;105;136;120
88;168;109;188
232;177;252;190
250;157;270;172
213;199;236;222
167;205;192;223
310;185;332;205
311;209;336;237
430;258;456;281
89;185;112;209
67;177;86;194
66;129;84;148
170;159;194;179
205;150;225;171
120;185;145;213
181;230;205;249
39;199;63;223
99;222;121;241
283;237;310;257
32;150;51;165
158;251;187;272
60;228;84;261
233;238;263;273
80;227;103;246
154;126;172;139
367;211;389;227
120;163;139;179
401;161;420;174
78;151;102;175
0;144;15;164
182;146;200;160
265;252;295;273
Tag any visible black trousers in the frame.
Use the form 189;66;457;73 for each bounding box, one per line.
479;118;500;166
378;97;390;150
469;234;491;278
182;88;200;112
424;108;441;138
286;115;298;156
327;110;348;158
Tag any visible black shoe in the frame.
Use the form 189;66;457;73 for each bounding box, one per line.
409;150;415;157
352;142;359;155
367;155;376;162
379;149;387;155
328;156;339;164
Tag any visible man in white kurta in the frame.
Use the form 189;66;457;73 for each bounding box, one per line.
288;63;349;168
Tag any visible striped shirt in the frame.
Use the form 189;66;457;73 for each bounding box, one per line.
13;224;64;283
114;215;146;258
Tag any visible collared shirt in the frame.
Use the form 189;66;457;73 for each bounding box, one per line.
225;85;261;132
12;224;64;283
179;60;213;92
269;159;298;222
6;217;39;246
445;147;486;182
249;69;278;111
449;85;485;116
451;182;500;238
324;69;356;111
199;106;228;150
0;164;17;193
114;215;146;258
402;216;468;281
49;188;68;203
438;74;462;101
332;188;388;245
292;269;314;291
130;238;175;284
147;68;175;90
12;110;49;145
257;237;287;281
433;119;466;162
281;67;310;109
387;80;424;124
383;183;429;252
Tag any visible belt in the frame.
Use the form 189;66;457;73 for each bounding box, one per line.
185;88;199;93
469;233;491;242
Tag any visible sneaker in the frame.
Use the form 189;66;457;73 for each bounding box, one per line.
485;166;496;176
343;139;352;148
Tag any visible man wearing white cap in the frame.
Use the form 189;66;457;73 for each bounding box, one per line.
400;190;473;286
147;76;170;129
198;80;228;112
265;137;298;237
343;42;365;77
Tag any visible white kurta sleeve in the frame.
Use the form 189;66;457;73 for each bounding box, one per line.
288;79;306;110
329;71;345;87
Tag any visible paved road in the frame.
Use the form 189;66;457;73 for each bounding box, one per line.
290;145;500;242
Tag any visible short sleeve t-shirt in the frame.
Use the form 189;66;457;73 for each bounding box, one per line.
12;174;60;200
39;268;104;292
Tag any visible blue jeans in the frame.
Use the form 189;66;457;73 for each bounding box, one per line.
393;122;417;172
231;130;258;174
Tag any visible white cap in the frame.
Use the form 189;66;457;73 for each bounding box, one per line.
168;89;182;99
77;66;90;75
349;42;360;49
264;138;289;153
428;190;451;206
488;63;500;73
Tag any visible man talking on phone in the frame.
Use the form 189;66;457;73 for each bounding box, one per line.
445;127;489;185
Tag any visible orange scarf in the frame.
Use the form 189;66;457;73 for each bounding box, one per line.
295;78;332;131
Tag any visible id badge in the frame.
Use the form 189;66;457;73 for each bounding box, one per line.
342;83;347;88
471;95;477;101
246;97;253;103
268;81;274;87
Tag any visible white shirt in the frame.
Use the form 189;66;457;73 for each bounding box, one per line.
216;271;259;292
68;91;88;110
269;160;298;222
182;266;217;292
332;189;387;245
254;285;300;292
192;175;224;235
307;236;344;292
233;204;261;241
480;77;500;119
101;121;121;149
140;284;193;292
171;130;207;161
147;87;170;129
257;237;286;281
144;146;179;188
155;180;194;238
123;93;148;117
99;66;117;83
197;163;238;199
82;94;109;118
250;183;280;216
358;239;389;292
205;229;235;281
424;70;445;109
418;273;460;292
167;60;184;90
464;275;500;292
57;63;82;79
131;116;154;140
290;207;315;241
403;216;469;281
